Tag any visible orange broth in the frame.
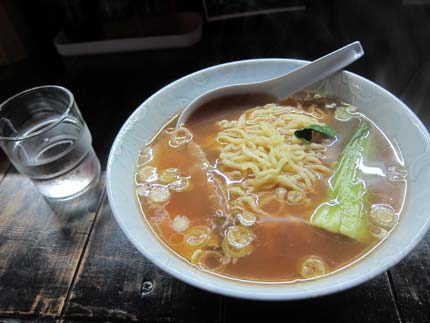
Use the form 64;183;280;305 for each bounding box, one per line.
135;94;406;282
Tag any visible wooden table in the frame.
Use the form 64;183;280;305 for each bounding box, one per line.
1;4;430;322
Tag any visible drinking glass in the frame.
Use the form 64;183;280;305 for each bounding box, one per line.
0;85;101;200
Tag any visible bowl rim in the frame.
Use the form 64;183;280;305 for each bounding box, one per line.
106;58;430;300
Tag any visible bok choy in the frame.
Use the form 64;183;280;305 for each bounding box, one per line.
310;122;370;242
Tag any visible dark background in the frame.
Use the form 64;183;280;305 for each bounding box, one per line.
1;0;430;166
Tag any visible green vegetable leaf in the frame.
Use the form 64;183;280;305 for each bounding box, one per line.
310;122;371;242
294;124;337;143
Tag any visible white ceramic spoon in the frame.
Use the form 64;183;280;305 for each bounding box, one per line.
176;41;364;127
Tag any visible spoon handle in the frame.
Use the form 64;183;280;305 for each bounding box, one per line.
265;41;364;99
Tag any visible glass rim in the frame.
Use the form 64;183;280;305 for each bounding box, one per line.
0;85;75;142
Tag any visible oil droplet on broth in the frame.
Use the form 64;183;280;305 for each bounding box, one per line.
135;93;408;283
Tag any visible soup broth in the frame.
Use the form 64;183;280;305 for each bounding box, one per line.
135;93;407;282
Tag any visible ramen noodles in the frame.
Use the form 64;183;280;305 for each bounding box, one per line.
135;93;407;282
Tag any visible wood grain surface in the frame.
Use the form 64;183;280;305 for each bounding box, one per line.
61;196;407;323
390;235;430;323
222;274;402;323
0;2;430;322
63;196;221;322
0;169;104;318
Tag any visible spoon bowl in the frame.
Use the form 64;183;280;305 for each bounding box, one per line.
177;41;364;127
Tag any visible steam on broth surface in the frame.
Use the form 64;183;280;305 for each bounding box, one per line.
135;93;407;282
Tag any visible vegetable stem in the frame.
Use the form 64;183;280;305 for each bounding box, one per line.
310;122;370;242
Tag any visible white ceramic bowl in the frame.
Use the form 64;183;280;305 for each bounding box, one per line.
106;59;430;300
